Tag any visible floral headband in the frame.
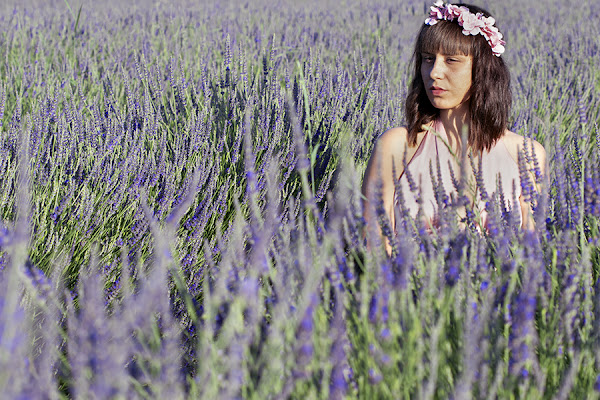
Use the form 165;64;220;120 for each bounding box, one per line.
425;1;505;57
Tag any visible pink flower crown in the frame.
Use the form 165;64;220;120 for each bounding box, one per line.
424;1;506;57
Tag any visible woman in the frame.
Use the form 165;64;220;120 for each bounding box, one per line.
361;2;547;251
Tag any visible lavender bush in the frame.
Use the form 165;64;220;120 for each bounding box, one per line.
0;0;599;398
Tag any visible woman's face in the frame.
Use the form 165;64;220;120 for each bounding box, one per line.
420;52;473;112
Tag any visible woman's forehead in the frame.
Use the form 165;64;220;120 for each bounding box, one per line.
418;23;473;56
419;38;471;56
420;51;471;57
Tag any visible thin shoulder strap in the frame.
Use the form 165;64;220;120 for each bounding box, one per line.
397;129;429;181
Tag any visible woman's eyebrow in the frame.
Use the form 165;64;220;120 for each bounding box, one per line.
440;52;469;57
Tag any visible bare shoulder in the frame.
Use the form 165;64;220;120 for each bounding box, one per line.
368;127;407;165
376;126;408;149
501;130;547;166
363;127;415;182
374;126;424;161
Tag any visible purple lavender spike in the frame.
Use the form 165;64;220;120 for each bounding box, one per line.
328;286;348;400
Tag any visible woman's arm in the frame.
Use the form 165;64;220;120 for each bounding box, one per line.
520;139;548;231
361;127;409;254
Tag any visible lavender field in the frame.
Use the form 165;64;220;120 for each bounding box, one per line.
0;0;599;398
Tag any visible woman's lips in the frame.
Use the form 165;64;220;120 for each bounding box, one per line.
430;86;446;96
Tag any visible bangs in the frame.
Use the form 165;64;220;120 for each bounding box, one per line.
417;21;474;56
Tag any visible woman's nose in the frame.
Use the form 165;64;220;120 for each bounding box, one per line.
430;57;444;80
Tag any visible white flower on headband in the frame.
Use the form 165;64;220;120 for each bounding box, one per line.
425;1;506;57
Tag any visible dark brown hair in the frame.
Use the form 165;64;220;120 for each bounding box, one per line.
405;4;511;153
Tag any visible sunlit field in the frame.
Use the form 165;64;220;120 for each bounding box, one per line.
0;0;599;398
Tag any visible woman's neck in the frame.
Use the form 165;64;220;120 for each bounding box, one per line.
438;104;470;152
